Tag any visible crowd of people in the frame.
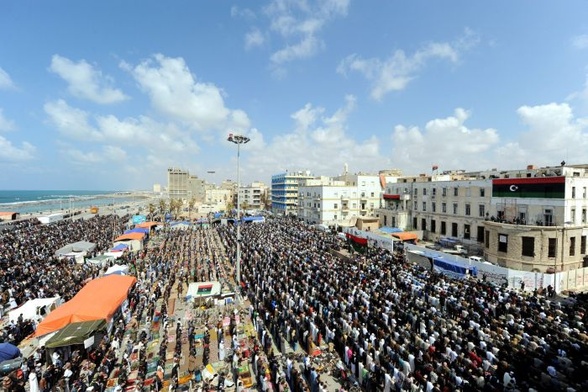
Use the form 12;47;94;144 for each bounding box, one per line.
219;217;588;392
0;212;587;392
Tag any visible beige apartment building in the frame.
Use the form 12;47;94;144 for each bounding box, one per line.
376;164;588;272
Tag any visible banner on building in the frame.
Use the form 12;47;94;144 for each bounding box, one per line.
492;176;565;198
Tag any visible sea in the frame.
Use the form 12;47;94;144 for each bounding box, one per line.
0;190;150;215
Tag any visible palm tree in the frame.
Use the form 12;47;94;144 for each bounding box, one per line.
158;199;167;218
188;197;197;220
170;198;183;219
147;203;156;220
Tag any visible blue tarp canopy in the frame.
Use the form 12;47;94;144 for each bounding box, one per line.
0;342;21;362
379;227;403;234
242;216;265;223
111;243;129;251
124;228;150;235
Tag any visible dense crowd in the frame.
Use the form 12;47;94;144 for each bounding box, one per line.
220;217;588;392
1;213;587;392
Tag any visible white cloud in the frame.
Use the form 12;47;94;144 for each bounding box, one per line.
44;99;102;140
230;5;256;20
386;103;588;175
245;28;265;50
258;0;350;67
122;54;250;133
338;29;479;100
49;55;128;104
0;108;15;132
390;108;500;173
246;94;384;178
0;136;35;161
0;67;15;90
45;98;201;155
572;34;588;49
270;35;323;64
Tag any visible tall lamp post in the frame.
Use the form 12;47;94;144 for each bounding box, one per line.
227;133;250;289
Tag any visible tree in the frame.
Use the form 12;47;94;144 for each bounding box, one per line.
188;197;197;220
158;199;168;217
148;203;156;220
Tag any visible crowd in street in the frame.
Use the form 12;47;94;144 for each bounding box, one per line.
0;213;587;392
219;217;588;392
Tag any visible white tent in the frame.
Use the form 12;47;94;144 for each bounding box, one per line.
86;254;115;267
55;241;96;257
186;281;222;301
8;297;61;324
104;264;129;276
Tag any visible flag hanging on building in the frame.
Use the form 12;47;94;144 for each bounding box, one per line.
492;177;565;198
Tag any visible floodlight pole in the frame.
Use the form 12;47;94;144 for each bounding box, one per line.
227;133;250;290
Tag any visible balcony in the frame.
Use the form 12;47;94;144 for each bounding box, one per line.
383;194;401;200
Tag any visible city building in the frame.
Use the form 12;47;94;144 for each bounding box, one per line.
239;181;269;211
167;167;189;199
271;171;314;216
166;167;207;202
297;169;397;227
376;164;588;272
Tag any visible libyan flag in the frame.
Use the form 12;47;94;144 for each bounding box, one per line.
197;284;213;294
492;176;565;198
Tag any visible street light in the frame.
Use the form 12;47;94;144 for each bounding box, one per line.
227;133;250;290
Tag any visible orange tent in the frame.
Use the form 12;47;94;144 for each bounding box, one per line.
136;221;159;229
114;232;145;241
391;232;419;242
35;275;136;337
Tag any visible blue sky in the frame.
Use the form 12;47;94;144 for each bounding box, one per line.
1;1;588;191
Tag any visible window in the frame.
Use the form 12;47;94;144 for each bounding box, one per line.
571;208;576;224
479;204;485;218
451;222;458;237
414;188;418;196
413;217;417;229
442;187;447;197
582;236;586;254
422;202;427;211
431;220;436;233
485;230;490;248
464;224;470;240
432;202;436;212
442;203;447;213
465;204;471;216
570;237;576;256
352;203;357;209
370;192;375;197
432;188;437;197
334;203;338;209
414;201;418;210
480;188;485;197
548;238;557;258
522;237;534;257
584;187;587;198
454;187;459;196
453;203;458;214
441;221;446;235
422;218;427;231
498;234;508;253
423;188;427;196
583;209;586;224
572;186;576;198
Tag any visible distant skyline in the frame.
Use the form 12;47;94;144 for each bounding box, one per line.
1;1;588;190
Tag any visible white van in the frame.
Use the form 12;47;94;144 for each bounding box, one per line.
469;256;494;265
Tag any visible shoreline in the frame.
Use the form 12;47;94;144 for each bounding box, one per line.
7;194;156;223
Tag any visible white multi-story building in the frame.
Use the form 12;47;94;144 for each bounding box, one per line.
271;171;314;216
297;170;400;226
376;164;588;272
239;181;269;211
